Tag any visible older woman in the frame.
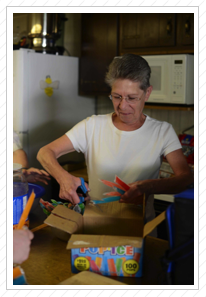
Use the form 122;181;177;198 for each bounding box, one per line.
37;54;193;227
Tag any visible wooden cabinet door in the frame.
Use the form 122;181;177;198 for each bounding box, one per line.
121;13;138;49
159;13;176;47
176;13;194;46
120;13;159;49
79;13;118;96
139;13;159;47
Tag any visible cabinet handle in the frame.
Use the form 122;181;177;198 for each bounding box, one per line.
185;20;191;33
166;21;172;34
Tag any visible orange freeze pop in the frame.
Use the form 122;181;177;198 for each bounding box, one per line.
17;191;36;230
85;256;91;261
13;266;22;279
103;191;121;196
85;256;91;270
107;258;117;276
100;179;126;191
95;257;102;269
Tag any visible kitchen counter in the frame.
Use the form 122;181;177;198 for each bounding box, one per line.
21;225;169;285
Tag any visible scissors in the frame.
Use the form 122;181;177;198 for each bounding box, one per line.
76;178;120;208
76;177;89;204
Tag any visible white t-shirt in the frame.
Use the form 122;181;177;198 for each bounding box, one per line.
66;113;182;223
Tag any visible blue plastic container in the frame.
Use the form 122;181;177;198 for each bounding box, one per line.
13;164;29;225
28;183;46;199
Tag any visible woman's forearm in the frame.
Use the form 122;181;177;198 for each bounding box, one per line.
120;171;194;205
37;146;71;184
139;171;194;196
37;146;85;204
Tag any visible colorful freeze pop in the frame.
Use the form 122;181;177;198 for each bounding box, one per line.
90;260;102;275
103;191;121;197
85;256;91;261
101;175;131;197
100;179;126;191
107;258;117;276
98;176;132;202
133;252;141;262
116;258;123;276
115;176;130;191
85;256;91;271
95;257;102;269
121;257;130;277
114;187;126;195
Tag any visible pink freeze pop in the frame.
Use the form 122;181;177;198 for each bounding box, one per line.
90;260;102;275
115;176;130;191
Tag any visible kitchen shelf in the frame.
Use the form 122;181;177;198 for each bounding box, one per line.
144;104;194;111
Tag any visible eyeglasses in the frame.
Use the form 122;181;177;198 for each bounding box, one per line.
109;93;144;104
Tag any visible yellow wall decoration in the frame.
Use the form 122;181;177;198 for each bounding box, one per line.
40;75;59;97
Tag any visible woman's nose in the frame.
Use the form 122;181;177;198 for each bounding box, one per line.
119;97;128;108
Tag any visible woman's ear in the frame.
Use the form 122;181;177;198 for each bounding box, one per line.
145;85;153;102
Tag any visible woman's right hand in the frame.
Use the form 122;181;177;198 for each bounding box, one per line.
58;173;90;205
37;136;90;204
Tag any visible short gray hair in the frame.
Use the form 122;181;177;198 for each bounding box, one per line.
105;54;151;91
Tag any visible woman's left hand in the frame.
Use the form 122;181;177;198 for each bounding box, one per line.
22;168;51;185
119;181;145;205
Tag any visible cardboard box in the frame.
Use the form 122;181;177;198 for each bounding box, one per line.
45;198;165;278
59;271;127;285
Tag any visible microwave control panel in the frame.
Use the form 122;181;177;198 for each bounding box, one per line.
172;59;185;99
171;54;194;104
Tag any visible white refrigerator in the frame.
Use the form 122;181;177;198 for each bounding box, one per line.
13;48;95;168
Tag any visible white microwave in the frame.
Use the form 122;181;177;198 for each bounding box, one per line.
141;54;194;105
